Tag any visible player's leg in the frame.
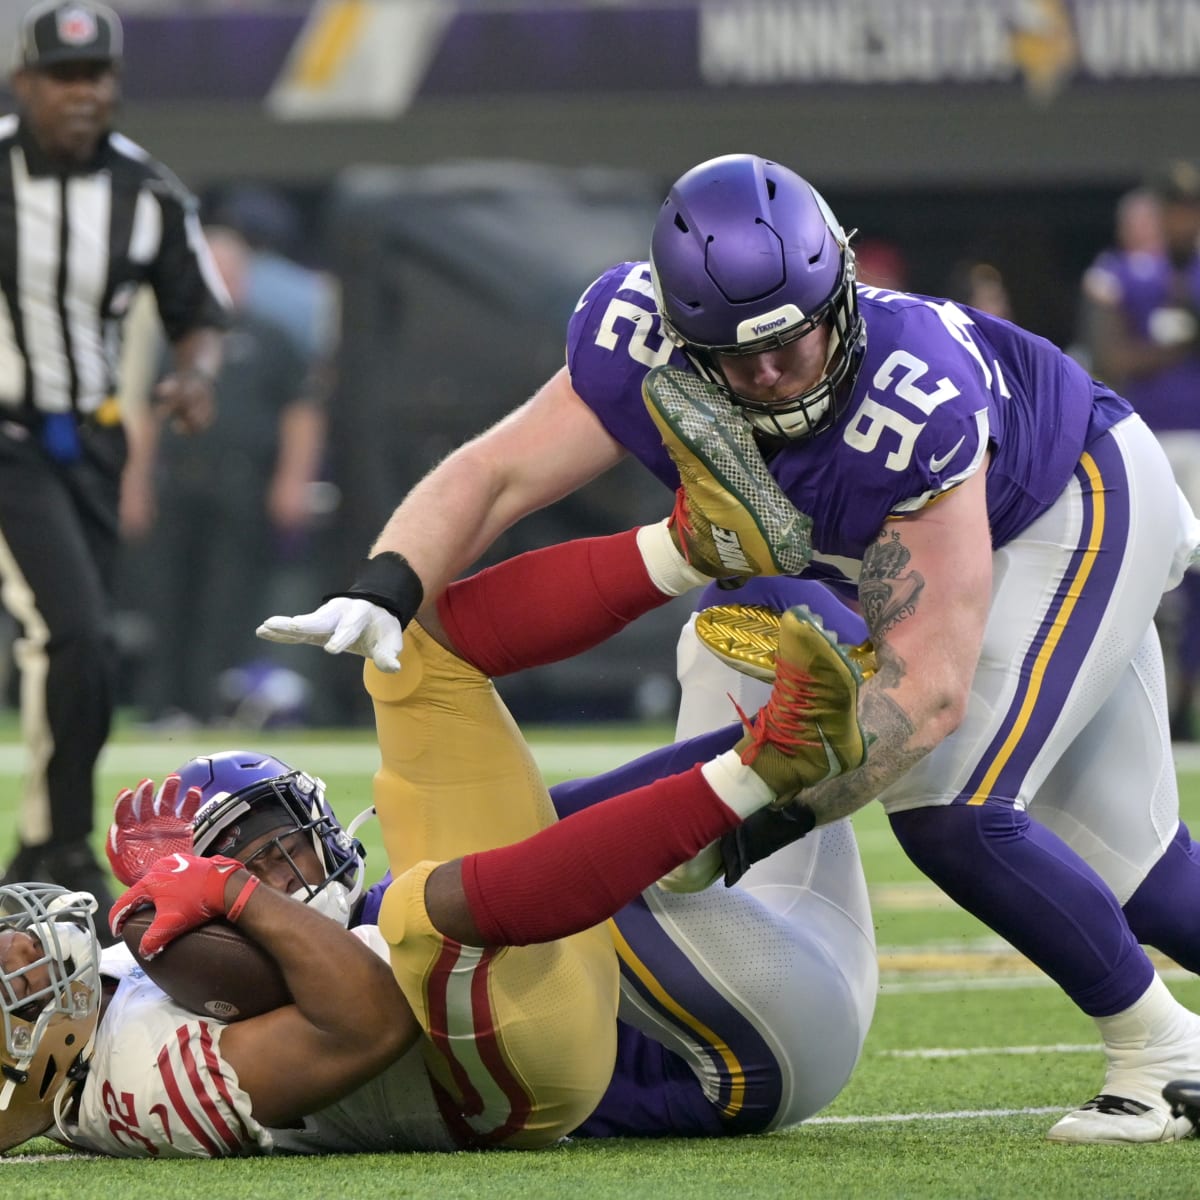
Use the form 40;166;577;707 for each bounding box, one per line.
368;623;621;1146
0;434;117;916
885;418;1200;1143
382;860;618;1148
376;604;869;1142
1030;620;1200;971
548;588;877;1134
669;600;876;1130
367;622;563;871
597;834;877;1135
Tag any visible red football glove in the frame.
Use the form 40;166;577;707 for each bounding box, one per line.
106;774;204;886
109;852;254;959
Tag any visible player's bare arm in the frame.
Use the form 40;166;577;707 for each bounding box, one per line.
374;366;625;601
800;463;993;826
147;861;417;1128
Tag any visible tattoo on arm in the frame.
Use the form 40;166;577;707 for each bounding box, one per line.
858;529;924;639
800;528;930;825
801;685;922;825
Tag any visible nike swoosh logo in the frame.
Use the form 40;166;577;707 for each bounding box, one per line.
815;723;844;781
929;436;966;473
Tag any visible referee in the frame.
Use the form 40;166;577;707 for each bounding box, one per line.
0;0;229;926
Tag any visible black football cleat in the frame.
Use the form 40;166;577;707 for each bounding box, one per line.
1164;1079;1200;1128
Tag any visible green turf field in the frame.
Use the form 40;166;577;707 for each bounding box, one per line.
5;724;1200;1199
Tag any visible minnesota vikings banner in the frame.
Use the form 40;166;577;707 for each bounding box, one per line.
115;0;1200;117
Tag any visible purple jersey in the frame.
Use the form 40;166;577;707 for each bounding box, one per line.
1083;247;1200;433
568;263;1131;581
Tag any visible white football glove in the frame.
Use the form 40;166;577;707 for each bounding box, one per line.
256;596;405;673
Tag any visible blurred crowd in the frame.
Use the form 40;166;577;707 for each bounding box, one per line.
114;183;340;732
1076;161;1200;741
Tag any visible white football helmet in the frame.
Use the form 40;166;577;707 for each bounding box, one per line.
0;884;100;1150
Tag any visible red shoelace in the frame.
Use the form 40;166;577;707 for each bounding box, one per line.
731;652;820;765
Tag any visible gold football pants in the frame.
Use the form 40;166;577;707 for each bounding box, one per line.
369;624;618;1147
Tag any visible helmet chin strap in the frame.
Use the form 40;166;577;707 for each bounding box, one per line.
51;1039;94;1141
292;881;354;928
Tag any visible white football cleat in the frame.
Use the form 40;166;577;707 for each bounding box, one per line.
1047;983;1200;1144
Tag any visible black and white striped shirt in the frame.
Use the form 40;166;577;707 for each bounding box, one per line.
0;115;229;420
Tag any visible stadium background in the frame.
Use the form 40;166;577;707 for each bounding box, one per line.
6;3;1200;1192
3;0;1197;727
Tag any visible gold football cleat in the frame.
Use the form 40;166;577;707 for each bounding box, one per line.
695;603;876;683
642;365;813;577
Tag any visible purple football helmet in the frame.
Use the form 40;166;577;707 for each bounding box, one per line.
187;750;368;928
650;154;866;440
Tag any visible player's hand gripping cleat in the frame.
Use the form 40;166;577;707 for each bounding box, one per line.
732;605;868;805
643;365;813;577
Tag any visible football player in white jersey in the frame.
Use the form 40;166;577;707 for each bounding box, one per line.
0;520;877;1156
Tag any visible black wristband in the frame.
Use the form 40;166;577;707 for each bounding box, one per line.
324;552;425;629
720;802;816;888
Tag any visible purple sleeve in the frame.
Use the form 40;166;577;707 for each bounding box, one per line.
353;875;392;928
565;261;691;490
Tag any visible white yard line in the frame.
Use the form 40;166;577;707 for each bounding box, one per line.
0;738;657;779
879;1043;1098;1058
807;1105;1068;1125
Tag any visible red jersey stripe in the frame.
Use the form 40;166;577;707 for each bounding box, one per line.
155;1035;221;1157
424;940;486;1117
467;948;532;1144
175;1026;242;1153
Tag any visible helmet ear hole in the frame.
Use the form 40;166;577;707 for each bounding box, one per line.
37;1056;57;1099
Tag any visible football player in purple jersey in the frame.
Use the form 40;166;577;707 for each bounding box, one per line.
1081;162;1200;740
261;153;1200;1144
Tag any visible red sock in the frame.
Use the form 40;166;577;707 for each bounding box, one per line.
436;529;668;677
460;765;740;946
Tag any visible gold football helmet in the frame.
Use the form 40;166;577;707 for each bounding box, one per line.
0;884;100;1150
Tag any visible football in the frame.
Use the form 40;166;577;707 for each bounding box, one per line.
121;909;292;1022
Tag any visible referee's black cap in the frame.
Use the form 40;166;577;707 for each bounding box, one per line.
17;0;123;70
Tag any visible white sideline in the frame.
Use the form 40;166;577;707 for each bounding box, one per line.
807;1105;1068;1125
0;734;1192;780
62;739;647;779
879;1043;1099;1058
0;734;1191;787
